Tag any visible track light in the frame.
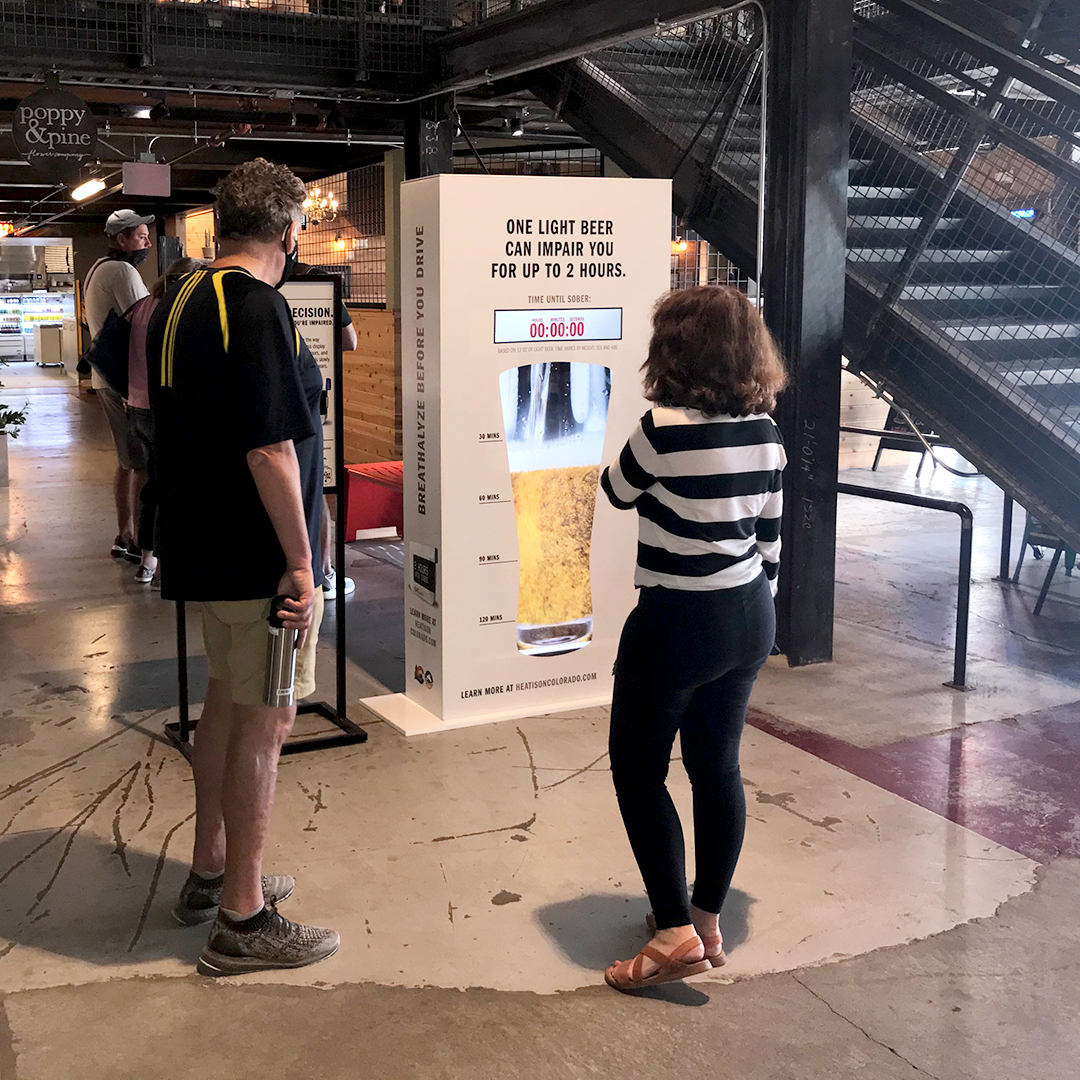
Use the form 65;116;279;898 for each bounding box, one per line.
510;113;525;137
71;177;106;201
149;102;170;122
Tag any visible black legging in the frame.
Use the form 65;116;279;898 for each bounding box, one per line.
608;574;774;930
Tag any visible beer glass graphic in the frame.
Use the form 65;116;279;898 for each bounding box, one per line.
499;362;611;656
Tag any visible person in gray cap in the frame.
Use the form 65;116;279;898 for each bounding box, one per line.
83;209;154;563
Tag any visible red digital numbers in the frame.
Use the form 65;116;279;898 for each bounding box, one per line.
529;319;587;340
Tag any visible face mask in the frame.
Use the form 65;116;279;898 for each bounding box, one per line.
110;246;149;267
276;226;298;289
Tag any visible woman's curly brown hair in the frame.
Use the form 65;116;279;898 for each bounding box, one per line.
642;286;787;417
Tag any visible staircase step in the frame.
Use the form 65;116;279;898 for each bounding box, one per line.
849;247;1012;266
848;215;966;231
903;297;1071;323
941;320;1080;343
967;334;1080;362
899;284;1062;303
991;366;1080;388
849;186;918;200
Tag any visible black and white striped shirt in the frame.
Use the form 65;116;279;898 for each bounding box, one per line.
601;407;786;593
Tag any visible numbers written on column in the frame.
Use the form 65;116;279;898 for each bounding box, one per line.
479;614;505;625
478;432;503;442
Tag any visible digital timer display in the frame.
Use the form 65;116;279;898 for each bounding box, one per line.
494;307;622;345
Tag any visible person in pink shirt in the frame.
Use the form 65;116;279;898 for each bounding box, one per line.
126;257;206;583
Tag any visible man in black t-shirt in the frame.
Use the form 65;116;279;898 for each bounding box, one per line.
149;158;338;975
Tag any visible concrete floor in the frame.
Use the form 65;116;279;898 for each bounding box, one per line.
2;365;1079;1078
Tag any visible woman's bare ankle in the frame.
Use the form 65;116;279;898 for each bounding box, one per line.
691;905;721;941
650;923;704;963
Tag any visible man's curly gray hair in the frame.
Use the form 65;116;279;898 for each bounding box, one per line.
211;158;306;244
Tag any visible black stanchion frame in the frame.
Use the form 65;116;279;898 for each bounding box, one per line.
164;274;367;759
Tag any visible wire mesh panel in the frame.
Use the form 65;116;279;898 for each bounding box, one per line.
0;0;430;89
670;221;752;293
297;162;386;304
442;0;552;28
572;5;766;199
518;1;766;285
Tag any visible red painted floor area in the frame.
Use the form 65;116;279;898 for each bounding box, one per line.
749;700;1080;863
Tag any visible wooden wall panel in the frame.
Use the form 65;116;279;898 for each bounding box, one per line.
342;308;402;464
838;369;891;470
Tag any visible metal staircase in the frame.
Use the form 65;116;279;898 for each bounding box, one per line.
519;0;1080;547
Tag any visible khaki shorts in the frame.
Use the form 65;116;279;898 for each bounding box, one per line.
97;386;148;471
202;591;324;707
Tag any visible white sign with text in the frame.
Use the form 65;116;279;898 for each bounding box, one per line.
280;277;338;489
362;175;672;735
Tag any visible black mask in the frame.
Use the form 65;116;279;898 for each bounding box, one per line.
276;227;298;289
111;247;150;267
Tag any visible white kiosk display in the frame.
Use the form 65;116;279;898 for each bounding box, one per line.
362;175;672;736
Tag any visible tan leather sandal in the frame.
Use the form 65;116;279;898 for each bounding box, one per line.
646;911;726;967
604;935;713;992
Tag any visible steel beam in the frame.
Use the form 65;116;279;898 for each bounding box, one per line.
404;96;454;179
762;0;852;666
440;0;746;91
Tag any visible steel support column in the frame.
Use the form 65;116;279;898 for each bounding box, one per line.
404;96;454;180
762;0;852;666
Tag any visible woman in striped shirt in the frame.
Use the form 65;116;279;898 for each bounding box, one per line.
601;286;787;991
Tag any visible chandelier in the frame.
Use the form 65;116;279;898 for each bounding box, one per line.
303;186;338;225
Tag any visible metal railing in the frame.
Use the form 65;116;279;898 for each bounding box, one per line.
837;481;974;690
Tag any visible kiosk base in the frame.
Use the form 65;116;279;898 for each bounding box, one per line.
359;691;613;737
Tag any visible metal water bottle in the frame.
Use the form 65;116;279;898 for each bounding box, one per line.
264;595;298;707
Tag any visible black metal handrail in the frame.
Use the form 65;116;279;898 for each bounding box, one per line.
840;424;944;444
837;481;974;690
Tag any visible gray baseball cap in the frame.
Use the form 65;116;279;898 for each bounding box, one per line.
105;209;155;236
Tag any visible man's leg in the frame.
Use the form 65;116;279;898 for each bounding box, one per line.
190;676;235;876
219;702;297;916
195;595;337;972
114;464;135;541
98;387;136;543
321;494;332;576
131;466;147;538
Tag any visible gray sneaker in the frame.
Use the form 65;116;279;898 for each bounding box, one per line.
198;905;340;975
173;871;296;927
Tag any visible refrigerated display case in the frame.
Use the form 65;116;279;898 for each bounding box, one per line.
0;297;22;362
21;294;68;364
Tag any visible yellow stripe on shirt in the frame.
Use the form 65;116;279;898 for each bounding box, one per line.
160;271;201;384
211;269;250;354
161;270;206;386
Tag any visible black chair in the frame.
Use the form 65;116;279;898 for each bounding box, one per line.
1012;512;1076;616
872;405;934;478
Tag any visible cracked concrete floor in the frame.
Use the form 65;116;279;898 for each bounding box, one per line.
2;370;1079;1077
